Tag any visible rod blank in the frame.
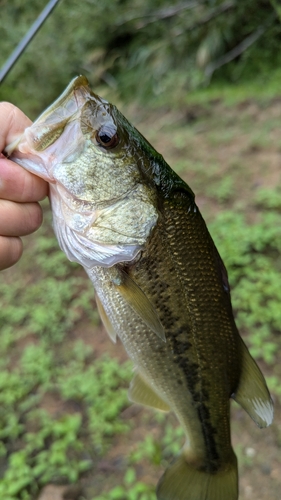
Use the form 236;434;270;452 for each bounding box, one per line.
0;0;61;84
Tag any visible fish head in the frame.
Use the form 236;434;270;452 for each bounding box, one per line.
7;76;159;268
8;76;145;199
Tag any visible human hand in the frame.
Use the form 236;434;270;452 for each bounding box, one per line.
0;102;49;270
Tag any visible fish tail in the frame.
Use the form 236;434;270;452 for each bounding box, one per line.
156;448;238;500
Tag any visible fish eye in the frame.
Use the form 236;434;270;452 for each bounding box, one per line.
96;124;119;149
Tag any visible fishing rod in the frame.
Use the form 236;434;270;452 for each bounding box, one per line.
0;0;61;84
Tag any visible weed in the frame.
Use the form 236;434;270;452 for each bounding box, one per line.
130;435;162;466
0;206;132;498
207;176;235;204
209;203;281;366
254;185;281;210
0;341;132;498
94;467;156;500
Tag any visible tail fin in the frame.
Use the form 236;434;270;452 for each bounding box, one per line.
156;450;238;500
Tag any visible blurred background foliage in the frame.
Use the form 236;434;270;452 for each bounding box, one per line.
1;1;281;499
1;0;281;116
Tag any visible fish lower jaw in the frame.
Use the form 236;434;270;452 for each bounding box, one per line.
9;152;53;182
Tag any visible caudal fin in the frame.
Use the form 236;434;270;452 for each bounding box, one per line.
156;451;238;500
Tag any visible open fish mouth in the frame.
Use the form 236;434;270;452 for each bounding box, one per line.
5;76;93;181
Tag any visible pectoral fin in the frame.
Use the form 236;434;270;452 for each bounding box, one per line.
95;294;117;343
232;338;273;428
112;269;166;342
129;373;170;412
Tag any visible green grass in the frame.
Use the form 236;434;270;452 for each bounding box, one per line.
186;67;281;107
208;186;281;402
94;468;156;500
209;194;281;364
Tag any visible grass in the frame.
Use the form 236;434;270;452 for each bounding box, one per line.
184;67;281;107
1;77;281;499
209;206;281;364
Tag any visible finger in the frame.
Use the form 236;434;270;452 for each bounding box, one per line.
0;102;32;151
0;236;23;270
0;200;43;236
0;157;48;202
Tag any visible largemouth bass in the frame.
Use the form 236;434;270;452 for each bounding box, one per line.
7;76;273;500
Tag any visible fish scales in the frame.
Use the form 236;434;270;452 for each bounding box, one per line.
7;76;273;500
93;195;239;465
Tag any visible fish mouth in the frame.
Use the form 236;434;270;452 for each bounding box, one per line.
6;76;95;182
34;75;92;126
32;75;107;128
5;134;52;182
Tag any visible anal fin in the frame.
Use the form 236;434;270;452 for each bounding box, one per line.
128;373;170;412
95;294;117;343
232;338;273;428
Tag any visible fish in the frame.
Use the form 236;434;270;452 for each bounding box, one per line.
7;76;273;500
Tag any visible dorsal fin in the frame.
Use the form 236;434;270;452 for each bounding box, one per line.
232;338;273;428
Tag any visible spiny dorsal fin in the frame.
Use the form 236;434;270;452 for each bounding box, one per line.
232;338;273;428
95;294;117;343
112;269;166;342
129;373;170;412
